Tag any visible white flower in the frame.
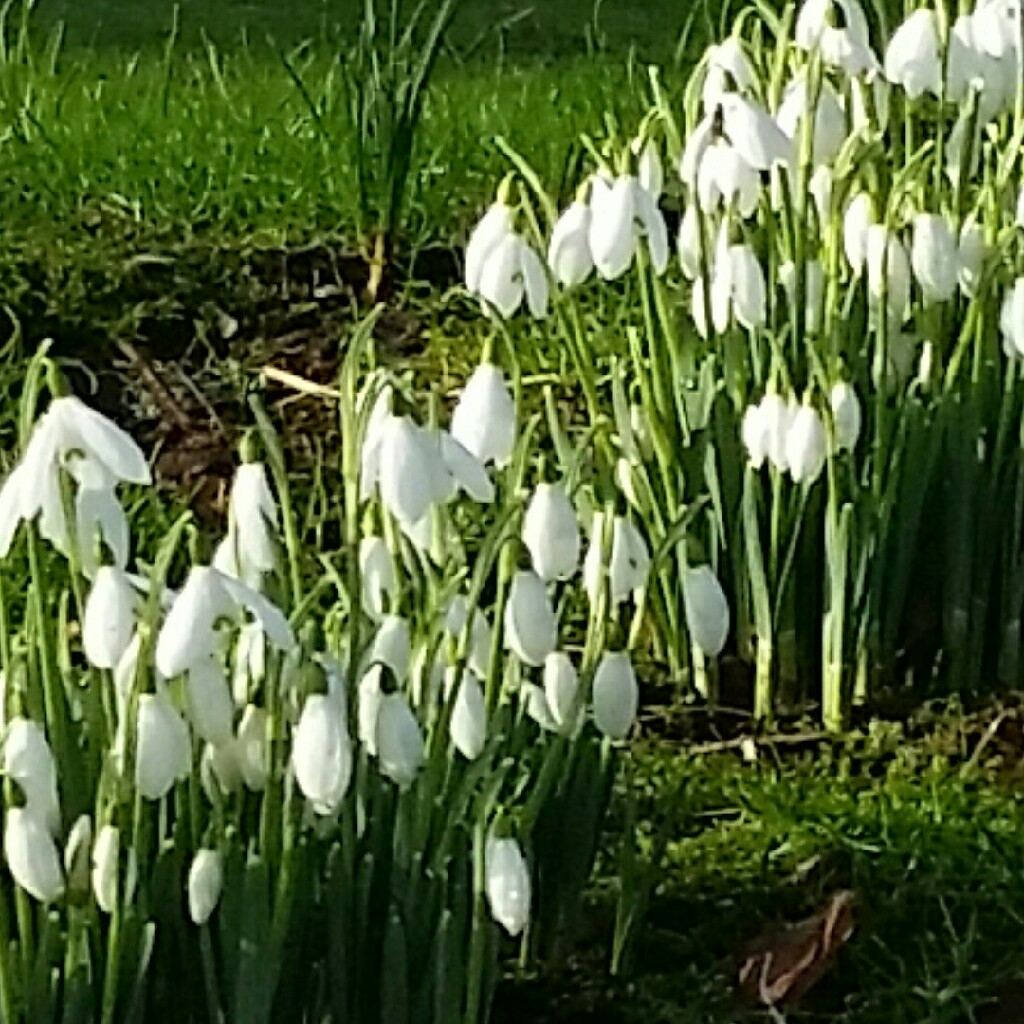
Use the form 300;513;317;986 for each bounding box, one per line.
449;670;487;760
957;219;985;298
548;201;594;287
830;382;863;451
376;693;425;789
4;807;64;902
135;690;191;800
475;231;549;320
866;225;911;321
719;94;795;170
237;704;269;791
504;570;558;667
365;614;412;683
742;403;770;469
843;193;876;273
91;824;120;914
445;597;493;678
702;37;756;110
82;565;137;670
451;363;516;468
293;693;352;815
184;659;235;746
786;404;828;484
682;566;731;657
972;0;1022;61
543;651;580;734
761;393;795;472
188;849;224;925
795;0;879;75
885;9;942;98
156;565;294;678
1000;279;1024;358
485;837;531;936
592;651;638;740
589;175;669;279
634;138;664;199
359;536;396;621
696;141;761;217
583;513;650;607
465;201;514;293
775;77;846;166
678;205;704;280
3;718;60;835
522;483;580;582
220;462;279;585
911;213;958;303
75;482;130;577
695;238;767;336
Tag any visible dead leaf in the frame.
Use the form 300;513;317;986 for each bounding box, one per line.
737;890;856;1009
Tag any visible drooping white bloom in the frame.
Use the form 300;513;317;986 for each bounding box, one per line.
376;693;425;789
543;651;580;734
522;483;580;582
365;615;412;683
972;0;1022;61
830;382;863;452
184;659;235;746
474;231;549;320
358;665;385;755
702;37;756;110
451;364;516;468
633;137;665;199
188;849;224;925
911;213;958;303
682;566;730;657
760;393;795;472
156;565;294;678
885;9;942;98
547;201;594;287
465;202;514;294
589;175;669;279
449;670;487;760
680;117;716;190
775;77;846;165
583;513;650;607
742;403;770;469
843;193;876;273
696;141;761;217
592;651;638;740
1000;279;1024;358
719;94;795;171
220;462;279;584
237;704;269;791
293;693;352;815
365;414;448;530
504;570;558;667
91;824;120;914
695;239;767;336
485;837;531;936
3;718;60;836
4;807;64;902
866;225;911;322
523;682;559;732
135;691;191;800
83;565;137;670
678;205;703;280
795;0;879;75
75;482;130;577
957;219;985;298
359;536;396;622
786;404;829;484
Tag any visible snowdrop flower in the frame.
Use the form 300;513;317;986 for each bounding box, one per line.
200;741;243;800
365;614;412;683
885;9;942;98
583;512;650;606
357;665;385;755
795;0;879;75
760;393;795;472
830;382;863;451
589;175;669;279
543;651;580;734
779;259;825;334
504;570;558;667
156;565;294;678
682;566;730;658
449;670;487;760
188;849;224;925
786;403;828;484
1000;278;1024;358
75;481;130;577
376;693;425;789
957;219;985;298
866;225;911;322
523;683;559;732
485;837;531;936
293;693;353;815
91;824;120;914
910;213;958;303
83;565;137;670
522;483;580;582
775;78;846;165
678;205;703;280
359;536;396;622
719;94;795;170
972;0;1022;61
135;690;191;800
465;201;514;293
696;142;761;217
3;718;60;835
237;704;269;791
217;462;279;585
5;807;64;902
742;402;770;469
592;651;638;740
633;137;664;199
702;37;756;110
451;363;516;467
548;201;594;287
184;659;235;746
695;238;767;336
474;230;549;320
843;193;876;273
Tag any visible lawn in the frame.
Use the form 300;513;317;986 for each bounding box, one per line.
0;0;1021;1022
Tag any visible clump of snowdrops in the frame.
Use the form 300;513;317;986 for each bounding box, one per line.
465;0;1024;727
0;329;644;1022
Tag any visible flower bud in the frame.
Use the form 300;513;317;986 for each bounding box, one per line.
293;693;353;815
451;364;516;468
5;807;63;902
83;566;137;670
522;483;580;582
91;824;120;914
449;670;487;761
188;849;224;926
592;651;638;740
830;382;862;452
786;404;828;484
376;694;425;789
683;566;731;657
135;692;191;801
485;837;531;937
503;571;558;667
